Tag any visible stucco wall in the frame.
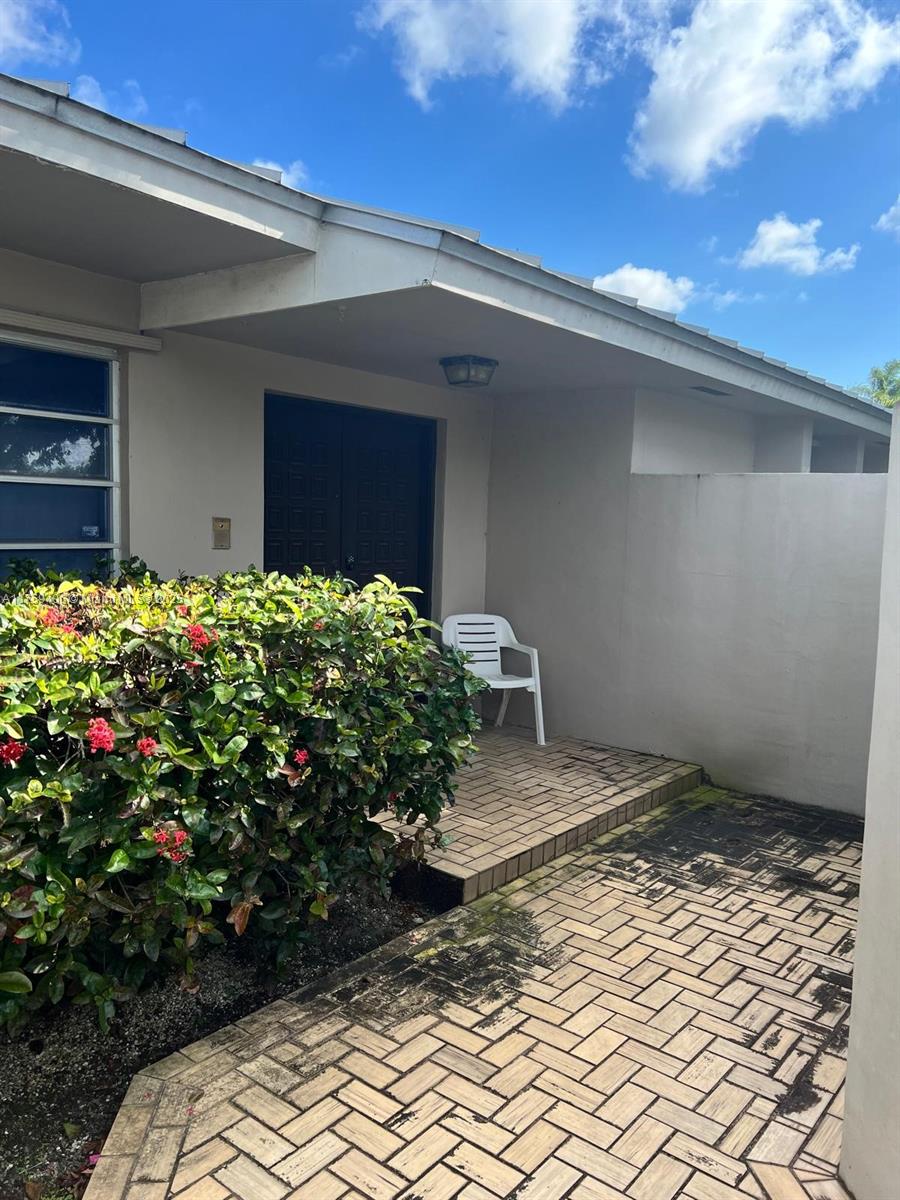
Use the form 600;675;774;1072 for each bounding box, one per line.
0;246;140;330
612;473;886;812
485;388;636;736
841;417;899;1194
631;387;756;474
127;331;493;616
486;394;886;812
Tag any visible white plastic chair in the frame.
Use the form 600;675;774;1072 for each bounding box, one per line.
442;614;546;745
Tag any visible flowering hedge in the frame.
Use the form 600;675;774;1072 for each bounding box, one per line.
0;569;483;1031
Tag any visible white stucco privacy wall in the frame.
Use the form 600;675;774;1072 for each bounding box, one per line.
486;389;886;812
127;331;494;617
611;473;886;813
841;416;899;1196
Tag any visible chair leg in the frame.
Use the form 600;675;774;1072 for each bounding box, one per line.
495;689;511;729
532;682;546;746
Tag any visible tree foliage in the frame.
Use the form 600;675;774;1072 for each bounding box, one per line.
852;358;900;408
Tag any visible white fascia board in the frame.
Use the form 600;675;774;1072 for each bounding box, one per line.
139;225;440;330
320;198;478;243
0;75;321;251
433;234;891;435
141;255;315;330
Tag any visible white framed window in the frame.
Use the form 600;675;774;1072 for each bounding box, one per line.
0;330;121;578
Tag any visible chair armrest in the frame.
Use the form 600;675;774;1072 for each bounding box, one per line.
503;641;540;671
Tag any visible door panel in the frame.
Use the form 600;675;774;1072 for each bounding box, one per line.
341;408;433;604
264;395;435;614
264;395;342;576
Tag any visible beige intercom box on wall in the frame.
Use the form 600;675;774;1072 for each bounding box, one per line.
212;517;231;550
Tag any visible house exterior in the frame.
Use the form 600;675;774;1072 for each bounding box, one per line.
0;73;892;814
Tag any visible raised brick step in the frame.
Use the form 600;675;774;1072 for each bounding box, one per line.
388;728;703;905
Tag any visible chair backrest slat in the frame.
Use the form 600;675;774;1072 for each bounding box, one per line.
442;613;515;678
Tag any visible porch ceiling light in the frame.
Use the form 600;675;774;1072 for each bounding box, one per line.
439;355;498;388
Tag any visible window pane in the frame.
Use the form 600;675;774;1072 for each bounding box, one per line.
0;343;109;416
0;548;110;580
0;482;109;542
0;413;109;479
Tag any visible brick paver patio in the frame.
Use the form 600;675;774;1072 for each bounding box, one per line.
381;729;702;902
85;783;860;1200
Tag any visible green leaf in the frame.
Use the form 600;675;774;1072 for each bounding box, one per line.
183;875;220;900
63;821;101;857
0;971;32;994
106;849;131;874
168;749;204;771
212;683;236;704
222;734;248;759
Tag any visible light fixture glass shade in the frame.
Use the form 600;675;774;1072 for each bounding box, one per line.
439;355;498;387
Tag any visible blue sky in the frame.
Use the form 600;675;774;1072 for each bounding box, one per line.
2;0;899;388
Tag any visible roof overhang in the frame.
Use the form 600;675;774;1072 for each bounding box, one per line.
0;74;320;278
139;219;891;438
0;73;890;440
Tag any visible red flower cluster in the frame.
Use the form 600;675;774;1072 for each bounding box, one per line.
176;604;190;617
313;620;325;631
0;739;26;766
184;623;217;652
293;748;310;767
153;826;190;862
39;606;78;634
86;717;115;754
136;736;158;757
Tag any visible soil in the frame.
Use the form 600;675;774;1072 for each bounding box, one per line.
0;882;441;1200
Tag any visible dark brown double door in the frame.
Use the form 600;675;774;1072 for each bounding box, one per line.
264;394;436;614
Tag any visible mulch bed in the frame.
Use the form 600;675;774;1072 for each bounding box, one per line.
0;884;439;1200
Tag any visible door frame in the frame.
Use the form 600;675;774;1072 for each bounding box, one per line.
264;391;437;618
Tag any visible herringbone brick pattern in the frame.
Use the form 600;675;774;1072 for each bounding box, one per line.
380;729;702;901
85;786;861;1200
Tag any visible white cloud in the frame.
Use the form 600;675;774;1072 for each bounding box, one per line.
630;0;900;191
71;74;147;119
320;44;363;69
363;0;900;191
707;288;748;311
360;0;669;110
593;264;766;314
0;0;79;66
874;194;900;240
594;263;695;312
71;72;105;107
738;212;859;276
122;78;148;117
252;158;310;190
